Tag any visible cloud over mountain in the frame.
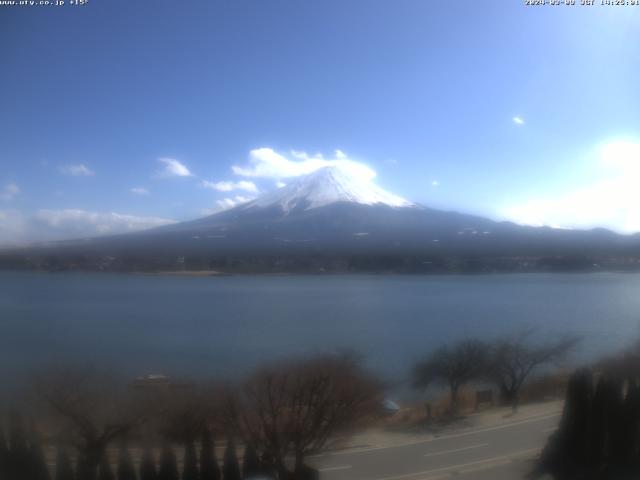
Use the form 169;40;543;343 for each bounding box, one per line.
200;180;258;193
231;148;376;182
504;140;640;233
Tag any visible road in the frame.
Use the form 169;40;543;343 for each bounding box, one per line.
309;411;559;480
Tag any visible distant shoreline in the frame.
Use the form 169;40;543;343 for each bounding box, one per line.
135;270;231;277
2;268;640;278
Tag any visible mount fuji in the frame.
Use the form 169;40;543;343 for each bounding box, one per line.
3;166;640;272
242;166;414;213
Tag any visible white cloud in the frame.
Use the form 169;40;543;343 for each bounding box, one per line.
200;180;258;193
130;187;150;195
0;209;27;245
232;148;377;181
0;209;175;245
276;181;286;189
59;164;95;176
512;116;525;125
504;140;640;233
157;158;192;178
431;180;440;187
0;183;20;201
32;210;175;236
215;195;254;211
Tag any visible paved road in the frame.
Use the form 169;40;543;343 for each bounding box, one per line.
309;411;559;480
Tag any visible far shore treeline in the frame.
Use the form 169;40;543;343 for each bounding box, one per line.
2;251;640;274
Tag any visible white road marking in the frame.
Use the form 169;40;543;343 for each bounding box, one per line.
319;465;352;472
423;442;488;458
313;411;560;458
376;447;540;480
430;412;559;442
542;427;557;433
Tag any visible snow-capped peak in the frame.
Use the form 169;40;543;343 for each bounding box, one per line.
242;166;414;213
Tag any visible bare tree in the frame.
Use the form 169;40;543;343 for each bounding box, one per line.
487;330;579;412
34;367;153;480
228;353;381;479
157;389;211;443
414;339;488;416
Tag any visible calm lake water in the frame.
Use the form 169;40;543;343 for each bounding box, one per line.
1;271;639;392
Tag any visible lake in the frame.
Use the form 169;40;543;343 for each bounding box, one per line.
1;271;638;394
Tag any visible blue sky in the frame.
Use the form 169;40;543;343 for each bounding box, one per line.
1;0;640;243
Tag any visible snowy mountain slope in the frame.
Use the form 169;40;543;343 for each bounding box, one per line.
6;164;640;269
242;166;414;213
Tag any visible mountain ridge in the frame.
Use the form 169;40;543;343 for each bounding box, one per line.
2;167;640;273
